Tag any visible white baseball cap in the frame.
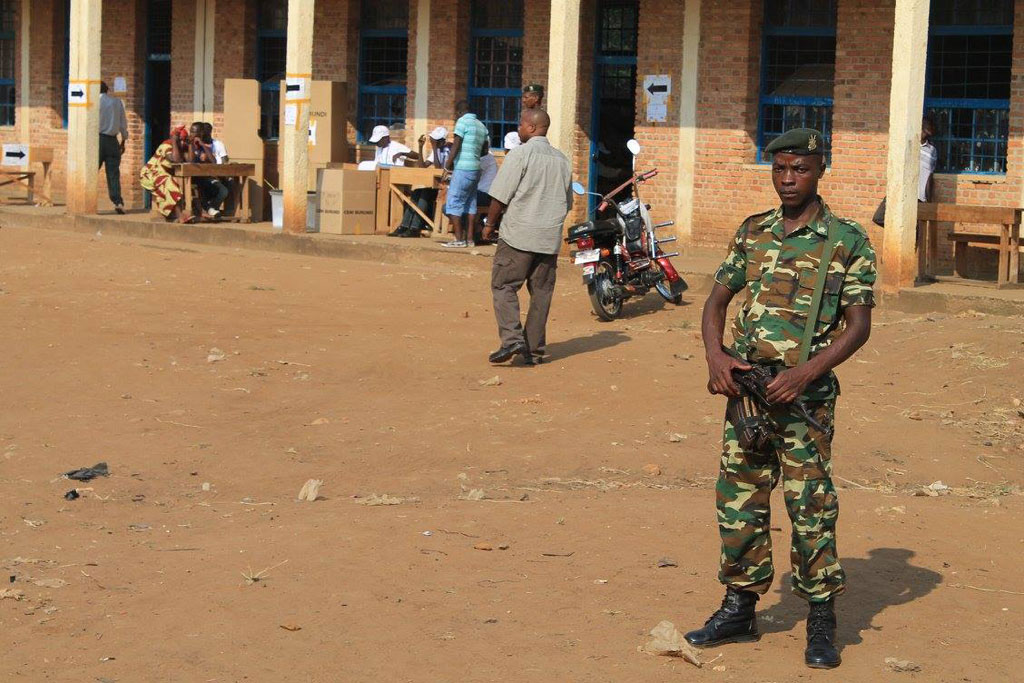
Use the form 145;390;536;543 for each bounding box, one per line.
429;126;448;140
368;125;390;143
503;131;521;149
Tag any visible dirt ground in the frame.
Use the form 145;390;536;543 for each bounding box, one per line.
1;225;1021;682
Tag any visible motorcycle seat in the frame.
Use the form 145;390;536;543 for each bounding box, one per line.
566;221;595;241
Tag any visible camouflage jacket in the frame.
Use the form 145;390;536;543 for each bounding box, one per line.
714;198;877;400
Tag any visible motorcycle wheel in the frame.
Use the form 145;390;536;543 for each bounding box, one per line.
588;261;622;321
654;277;688;305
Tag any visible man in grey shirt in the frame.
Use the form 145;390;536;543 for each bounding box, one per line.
98;81;128;214
483;109;573;365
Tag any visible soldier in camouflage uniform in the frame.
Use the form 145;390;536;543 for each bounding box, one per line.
684;128;876;669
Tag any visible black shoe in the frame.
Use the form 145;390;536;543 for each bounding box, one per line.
805;599;841;669
399;229;421;238
488;342;526;364
114;205;125;215
684;587;760;647
388;227;410;237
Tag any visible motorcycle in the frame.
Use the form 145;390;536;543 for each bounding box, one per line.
565;139;688;321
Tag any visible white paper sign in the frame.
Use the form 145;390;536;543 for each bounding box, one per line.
283;103;298;127
67;82;89;105
643;74;672;123
284;77;309;101
113;77;127;93
308;120;317;146
2;143;29;167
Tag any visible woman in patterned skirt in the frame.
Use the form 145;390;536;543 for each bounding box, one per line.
140;126;192;223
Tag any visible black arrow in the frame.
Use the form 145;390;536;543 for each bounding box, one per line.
5;150;25;159
70;89;84;98
286;83;302;93
647;83;668;95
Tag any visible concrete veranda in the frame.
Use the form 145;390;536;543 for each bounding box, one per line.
1;204;1022;317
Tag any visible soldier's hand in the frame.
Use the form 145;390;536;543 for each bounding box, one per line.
766;366;813;404
706;350;750;398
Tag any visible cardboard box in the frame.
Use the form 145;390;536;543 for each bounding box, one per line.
222;79;263;160
316;167;376;235
278;81;350;188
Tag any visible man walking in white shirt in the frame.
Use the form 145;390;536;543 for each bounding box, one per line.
98;81;128;214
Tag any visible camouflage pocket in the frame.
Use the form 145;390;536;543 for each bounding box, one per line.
797;269;843;325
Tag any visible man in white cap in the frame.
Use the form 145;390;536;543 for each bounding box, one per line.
503;130;522;151
389;127;452;238
369;125;416;167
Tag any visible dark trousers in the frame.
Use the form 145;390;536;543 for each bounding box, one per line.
98;134;123;206
400;188;438;230
491;239;557;355
196;178;229;211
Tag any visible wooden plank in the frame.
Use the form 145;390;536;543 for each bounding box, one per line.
173;163;256;178
918;202;1021;225
998;224;1010;287
389;184;435;229
1010;222;1021;285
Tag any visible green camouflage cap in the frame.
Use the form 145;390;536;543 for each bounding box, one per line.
764;128;825;156
523;83;544;95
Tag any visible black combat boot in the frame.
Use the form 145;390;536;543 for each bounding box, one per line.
684;587;760;647
805;599;841;668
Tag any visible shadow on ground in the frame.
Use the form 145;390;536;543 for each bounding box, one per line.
758;548;942;649
547;330;631;361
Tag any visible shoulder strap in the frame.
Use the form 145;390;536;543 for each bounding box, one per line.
799;220;840;365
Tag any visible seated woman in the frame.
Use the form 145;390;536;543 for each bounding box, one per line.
140;126;193;224
388;127;451;238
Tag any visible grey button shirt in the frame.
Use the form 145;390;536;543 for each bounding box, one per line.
487;136;573;255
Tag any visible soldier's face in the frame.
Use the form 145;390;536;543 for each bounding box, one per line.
771;153;824;209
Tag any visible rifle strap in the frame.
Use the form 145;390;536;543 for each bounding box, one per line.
798;220;840;365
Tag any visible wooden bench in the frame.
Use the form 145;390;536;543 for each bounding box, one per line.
0;146;54;206
918;202;1022;288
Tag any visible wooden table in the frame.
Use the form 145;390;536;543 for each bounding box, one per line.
173;162;257;223
381;166;447;233
918;203;1021;288
0;147;54;206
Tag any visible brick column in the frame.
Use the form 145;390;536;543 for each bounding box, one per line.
882;0;929;291
546;0;580;155
66;0;102;215
282;0;315;233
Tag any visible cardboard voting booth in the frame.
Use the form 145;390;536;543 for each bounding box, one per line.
222;79;265;220
279;81;350;191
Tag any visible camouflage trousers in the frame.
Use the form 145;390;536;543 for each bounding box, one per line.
716;399;846;603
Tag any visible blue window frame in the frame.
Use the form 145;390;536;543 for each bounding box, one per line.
468;0;524;149
925;0;1014;174
0;0;16;126
756;0;836;162
357;0;408;140
257;0;286;140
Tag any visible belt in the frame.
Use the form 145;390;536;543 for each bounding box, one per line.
100;133;119;138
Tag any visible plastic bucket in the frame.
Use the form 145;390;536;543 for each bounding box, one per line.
269;190;318;232
269;190;283;231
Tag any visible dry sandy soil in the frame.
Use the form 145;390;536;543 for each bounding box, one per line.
1;225;1021;682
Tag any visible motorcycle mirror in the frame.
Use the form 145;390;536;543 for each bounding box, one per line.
571;181;586;195
626;139;641;156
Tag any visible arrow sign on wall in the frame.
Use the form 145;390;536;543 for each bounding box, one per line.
647;83;668;95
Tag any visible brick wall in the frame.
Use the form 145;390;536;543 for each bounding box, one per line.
633;0;685;232
523;0;550;88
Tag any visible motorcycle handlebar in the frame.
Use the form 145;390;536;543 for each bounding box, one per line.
596;169;659;212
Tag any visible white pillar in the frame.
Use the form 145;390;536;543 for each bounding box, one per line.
675;0;701;244
193;0;216;122
546;0;580;155
411;0;430;141
882;0;929;291
281;0;314;234
66;0;102;215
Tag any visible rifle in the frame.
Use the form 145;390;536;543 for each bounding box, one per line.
722;347;833;451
